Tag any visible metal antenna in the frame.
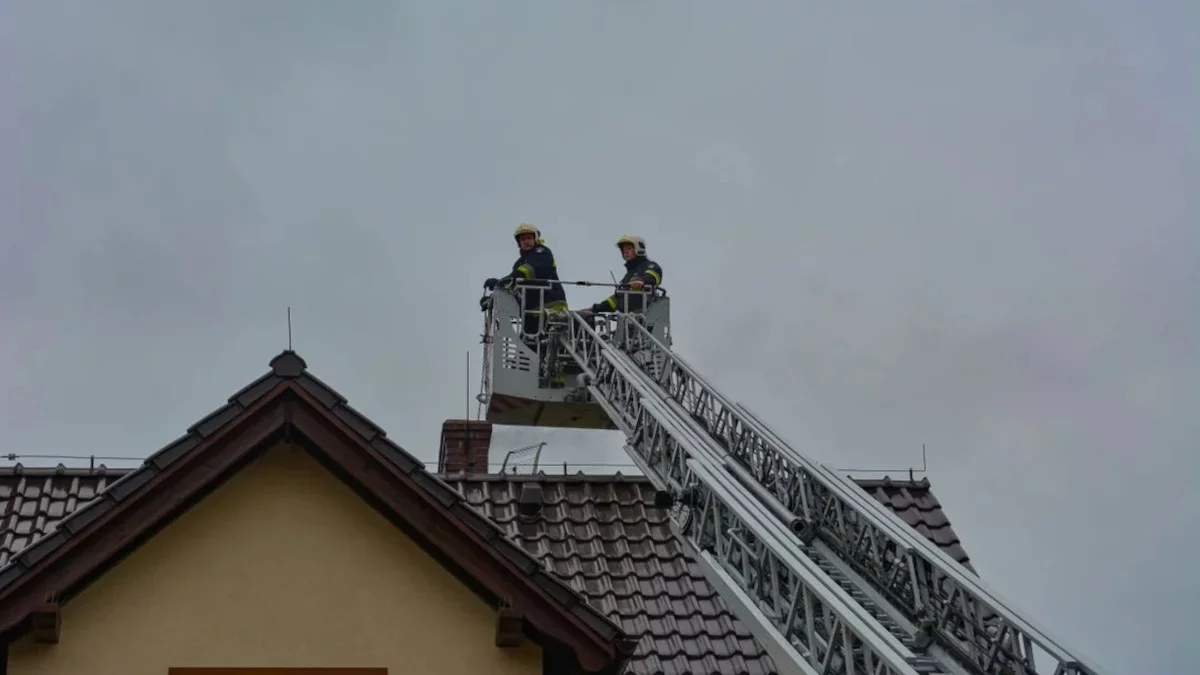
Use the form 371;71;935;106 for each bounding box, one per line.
910;443;928;482
287;307;293;350
466;350;471;421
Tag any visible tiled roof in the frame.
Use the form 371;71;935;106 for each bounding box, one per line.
0;467;126;569
451;475;772;675
854;477;974;573
1;463;973;675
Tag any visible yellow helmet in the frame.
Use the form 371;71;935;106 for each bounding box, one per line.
513;222;543;245
615;234;646;257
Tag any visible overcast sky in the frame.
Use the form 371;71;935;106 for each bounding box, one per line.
2;1;1196;672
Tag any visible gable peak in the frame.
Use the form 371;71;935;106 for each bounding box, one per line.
268;350;308;378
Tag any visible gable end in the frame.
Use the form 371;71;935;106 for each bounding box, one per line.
0;352;634;674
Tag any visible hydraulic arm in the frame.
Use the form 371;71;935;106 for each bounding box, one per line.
553;310;1107;675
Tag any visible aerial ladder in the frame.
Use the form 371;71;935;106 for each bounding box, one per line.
477;281;1109;675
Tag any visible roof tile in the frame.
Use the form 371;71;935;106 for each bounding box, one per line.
446;478;773;675
228;372;283;407
0;470;126;569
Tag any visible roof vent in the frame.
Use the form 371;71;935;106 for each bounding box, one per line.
517;482;544;521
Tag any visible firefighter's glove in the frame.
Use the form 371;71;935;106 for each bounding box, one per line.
478;294;491;312
589;303;607;313
483;277;500;290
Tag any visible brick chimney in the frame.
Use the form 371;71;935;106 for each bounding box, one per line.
437;419;494;474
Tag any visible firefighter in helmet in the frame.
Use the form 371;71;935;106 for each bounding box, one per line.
579;234;663;316
482;223;568;337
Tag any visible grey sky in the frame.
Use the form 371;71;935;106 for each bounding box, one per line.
2;1;1196;672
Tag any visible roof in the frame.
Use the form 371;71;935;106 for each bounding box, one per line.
0;351;634;674
2;468;974;675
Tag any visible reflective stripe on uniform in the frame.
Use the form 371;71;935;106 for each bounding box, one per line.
530;301;568;315
643;268;661;285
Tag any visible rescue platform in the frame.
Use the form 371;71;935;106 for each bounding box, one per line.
476;282;671;430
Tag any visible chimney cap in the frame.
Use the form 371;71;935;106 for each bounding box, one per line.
441;419;493;430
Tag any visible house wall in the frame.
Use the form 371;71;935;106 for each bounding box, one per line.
7;444;542;675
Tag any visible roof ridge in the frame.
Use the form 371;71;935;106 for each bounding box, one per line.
0;466;129;477
850;475;933;489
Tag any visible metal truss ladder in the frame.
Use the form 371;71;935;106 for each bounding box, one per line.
554;310;1108;675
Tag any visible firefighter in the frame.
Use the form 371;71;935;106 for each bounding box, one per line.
579;234;663;316
482;223;568;338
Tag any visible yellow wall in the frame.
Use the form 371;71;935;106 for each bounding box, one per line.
8;444;542;675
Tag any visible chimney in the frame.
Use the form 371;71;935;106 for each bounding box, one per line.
438;419;494;474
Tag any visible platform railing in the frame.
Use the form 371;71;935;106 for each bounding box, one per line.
481;279;667;349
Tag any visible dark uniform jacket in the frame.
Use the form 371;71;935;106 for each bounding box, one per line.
504;244;567;310
593;256;663;313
